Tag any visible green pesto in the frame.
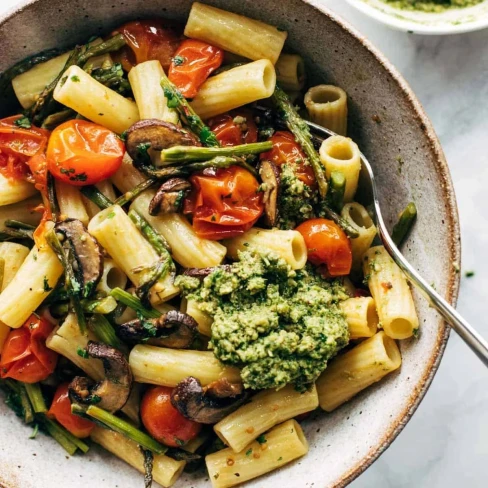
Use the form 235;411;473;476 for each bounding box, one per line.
176;251;349;391
380;0;482;12
278;164;317;229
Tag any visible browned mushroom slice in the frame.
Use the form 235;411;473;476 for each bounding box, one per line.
182;265;232;279
55;219;103;297
170;376;248;424
117;310;198;349
126;119;200;167
148;178;192;216
258;160;280;227
68;341;132;413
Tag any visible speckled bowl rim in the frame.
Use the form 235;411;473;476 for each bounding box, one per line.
0;1;461;487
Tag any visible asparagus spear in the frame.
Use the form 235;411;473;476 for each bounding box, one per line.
327;171;346;212
88;314;124;350
159;141;273;164
90;63;132;96
72;404;167;454
391;202;417;247
24;383;47;413
319;203;359;239
160;74;220;147
114;178;158;207
40;416;89;454
0;379;34;424
50;296;118;316
109;288;161;319
26;34;126;124
128;210;171;255
41;109;76;130
272;85;328;198
80;186;113;210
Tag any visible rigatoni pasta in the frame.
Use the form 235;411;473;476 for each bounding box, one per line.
55;180;90;224
185;2;287;64
275;54;306;91
316;331;402;412
0;242;30;291
363;246;419;339
0;173;37;206
340;296;379;339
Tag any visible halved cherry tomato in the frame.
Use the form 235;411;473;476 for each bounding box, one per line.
168;39;224;98
260;131;315;187
47;120;124;186
208;109;258;147
0;314;58;383
184;166;264;240
0;115;49;180
48;383;95;438
141;386;201;448
296;218;352;277
114;19;183;72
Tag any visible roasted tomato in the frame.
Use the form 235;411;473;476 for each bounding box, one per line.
184;165;264;240
208;109;258;147
0;115;49;180
260;131;315;186
48;383;95;438
168;39;224;98
114;19;183;72
47;120;124;186
0;314;58;383
296;218;352;276
141;386;201;448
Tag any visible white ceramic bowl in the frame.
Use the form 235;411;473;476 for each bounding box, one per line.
345;0;488;34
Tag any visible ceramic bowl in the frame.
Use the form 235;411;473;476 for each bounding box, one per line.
345;0;488;34
0;1;461;487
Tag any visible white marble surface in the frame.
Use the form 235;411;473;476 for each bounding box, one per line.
1;0;487;487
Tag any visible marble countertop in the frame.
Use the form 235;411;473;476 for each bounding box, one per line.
1;1;487;487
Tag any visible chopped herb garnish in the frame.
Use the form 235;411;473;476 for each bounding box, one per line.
14;115;31;129
60;167;75;175
256;434;267;444
69;172;88;182
106;211;116;219
29;423;39;439
173;55;186;66
76;346;89;359
465;270;475;278
278;456;283;461
43;276;53;292
71;75;80;82
245;448;252;456
60;75;68;87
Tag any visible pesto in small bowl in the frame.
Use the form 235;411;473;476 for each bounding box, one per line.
380;0;484;13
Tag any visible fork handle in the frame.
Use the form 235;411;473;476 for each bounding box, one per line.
381;229;488;367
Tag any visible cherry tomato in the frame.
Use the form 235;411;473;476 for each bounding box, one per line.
208;109;258;147
48;383;95;438
260;131;315;186
0;115;49;180
114;19;183;72
184;166;264;240
141;386;201;448
168;39;224;98
296;218;352;276
47;120;124;186
0;314;58;383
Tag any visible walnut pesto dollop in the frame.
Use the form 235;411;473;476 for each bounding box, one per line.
381;0;482;13
176;251;349;391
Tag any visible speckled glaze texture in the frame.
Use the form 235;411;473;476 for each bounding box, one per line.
0;1;460;487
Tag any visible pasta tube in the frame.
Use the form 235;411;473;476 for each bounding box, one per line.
0;244;63;328
0;173;37;206
319;136;361;202
53;65;139;133
316;331;402;412
214;384;318;453
0;195;42;230
340;296;379;339
0;242;30;291
224;228;307;270
206;419;308;488
91;427;185;487
129;345;241;387
83;180;118;219
341;202;377;271
305;85;348;136
55;180;89;225
128;60;178;124
88;205;179;304
131;192;226;268
185;3;287;65
363;246;419;339
275;54;306;91
111;153;147;194
181;298;213;336
96;259;128;296
190;60;276;119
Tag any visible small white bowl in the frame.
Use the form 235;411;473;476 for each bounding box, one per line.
344;0;488;34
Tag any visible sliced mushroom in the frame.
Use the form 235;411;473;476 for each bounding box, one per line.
258;160;280;227
126;119;200;170
171;376;248;424
182;265;232;279
55;219;103;297
117;310;198;349
148;178;191;216
68;341;133;413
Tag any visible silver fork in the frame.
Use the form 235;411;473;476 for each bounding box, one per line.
306;119;488;366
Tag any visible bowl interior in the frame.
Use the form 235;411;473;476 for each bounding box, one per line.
0;1;460;487
345;0;488;34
